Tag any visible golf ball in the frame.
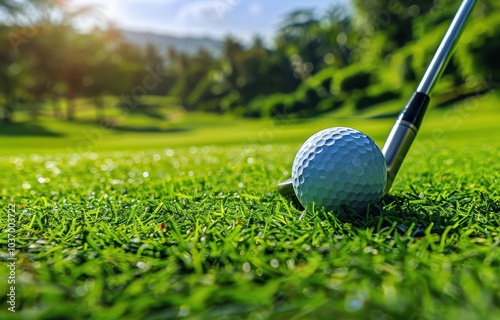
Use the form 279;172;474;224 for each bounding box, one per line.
292;127;386;212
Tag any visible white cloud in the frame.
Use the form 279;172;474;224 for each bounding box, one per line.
121;0;179;4
177;0;239;22
70;0;179;19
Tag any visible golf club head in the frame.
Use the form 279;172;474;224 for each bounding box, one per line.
277;178;304;210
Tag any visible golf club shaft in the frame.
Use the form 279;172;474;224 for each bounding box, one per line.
382;0;476;195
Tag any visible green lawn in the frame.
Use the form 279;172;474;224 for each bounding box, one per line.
1;92;499;155
0;93;499;319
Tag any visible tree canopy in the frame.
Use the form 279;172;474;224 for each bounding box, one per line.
0;0;498;123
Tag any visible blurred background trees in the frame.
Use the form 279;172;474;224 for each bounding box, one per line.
0;0;499;124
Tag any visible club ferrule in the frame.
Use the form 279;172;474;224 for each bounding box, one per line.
382;119;418;195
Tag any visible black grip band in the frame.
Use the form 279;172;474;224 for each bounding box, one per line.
398;91;430;129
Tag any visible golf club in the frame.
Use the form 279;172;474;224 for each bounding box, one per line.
277;0;477;209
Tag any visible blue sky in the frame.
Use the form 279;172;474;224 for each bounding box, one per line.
71;0;348;41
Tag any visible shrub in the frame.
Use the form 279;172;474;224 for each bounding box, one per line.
316;96;344;113
329;64;376;95
244;93;293;118
187;77;215;108
354;90;400;111
340;71;372;92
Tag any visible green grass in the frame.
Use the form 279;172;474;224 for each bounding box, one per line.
0;93;499;319
1;92;499;155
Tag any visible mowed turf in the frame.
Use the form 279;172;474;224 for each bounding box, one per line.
0;94;499;319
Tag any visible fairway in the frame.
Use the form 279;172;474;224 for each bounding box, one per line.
1;93;499;319
1;92;499;155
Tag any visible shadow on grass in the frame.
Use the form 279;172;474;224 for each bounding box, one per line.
69;118;193;134
436;89;490;108
112;125;192;133
311;194;468;237
0;122;63;137
120;105;166;120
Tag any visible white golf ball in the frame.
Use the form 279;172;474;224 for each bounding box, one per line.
292;127;386;212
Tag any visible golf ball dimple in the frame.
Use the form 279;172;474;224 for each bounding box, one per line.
292;127;386;212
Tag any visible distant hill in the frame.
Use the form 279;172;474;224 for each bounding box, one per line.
120;29;223;55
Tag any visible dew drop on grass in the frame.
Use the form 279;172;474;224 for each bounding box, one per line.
345;294;365;312
303;287;315;297
178;305;190;317
29;154;41;162
383;285;397;300
183;253;192;265
75;286;87;297
85;278;95;289
408;260;419;269
270;259;280;268
165;149;175;157
131;237;141;244
243;262;251;273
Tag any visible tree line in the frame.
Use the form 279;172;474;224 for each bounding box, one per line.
1;0;499;124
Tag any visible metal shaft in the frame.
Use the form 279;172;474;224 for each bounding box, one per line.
417;0;477;95
382;0;476;195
